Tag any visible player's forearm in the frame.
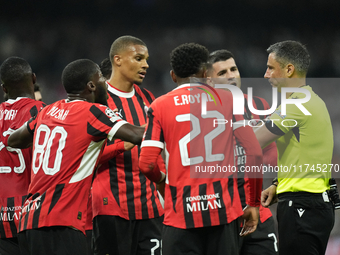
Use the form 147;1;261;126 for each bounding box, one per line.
7;123;33;149
234;126;263;207
99;141;126;164
139;146;164;183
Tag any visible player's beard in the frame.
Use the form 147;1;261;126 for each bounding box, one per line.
96;86;108;106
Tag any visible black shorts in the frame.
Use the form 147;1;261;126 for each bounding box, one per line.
85;229;93;255
277;192;334;255
18;226;88;255
239;216;278;255
0;237;20;255
93;215;163;255
162;220;239;255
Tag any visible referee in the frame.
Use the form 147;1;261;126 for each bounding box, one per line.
255;40;334;255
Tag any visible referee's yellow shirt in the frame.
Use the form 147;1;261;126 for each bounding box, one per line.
267;85;333;194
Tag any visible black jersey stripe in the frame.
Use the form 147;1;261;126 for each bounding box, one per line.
32;193;46;229
145;108;154;141
7;197;17;237
199;184;211;227
139;171;149;219
29;105;38;118
89;105;120;127
170;185;177;213
48;184;65;214
124;150;136;220
0;206;5;238
140;88;154;104
87;123;109;138
108;91;124;120
183;186;194;228
235;140;247;208
135;91;147;121
109;157;120;206
252;97;266;119
149;181;159;218
213;181;227;225
243;97;252;120
127;98;140;126
228;176;234;205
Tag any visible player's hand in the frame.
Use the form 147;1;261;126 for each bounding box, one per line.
124;142;135;151
240;206;259;236
261;185;278;207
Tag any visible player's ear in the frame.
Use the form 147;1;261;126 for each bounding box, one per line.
286;64;295;78
32;73;37;84
87;81;96;92
170;70;177;83
113;55;121;67
1;84;7;94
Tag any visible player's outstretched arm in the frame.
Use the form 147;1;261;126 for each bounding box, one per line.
7;122;33;149
115;123;145;145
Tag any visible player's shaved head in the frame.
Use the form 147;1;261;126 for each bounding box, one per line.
109;35;146;63
62;59;99;94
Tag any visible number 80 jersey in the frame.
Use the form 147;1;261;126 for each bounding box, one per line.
18;99;126;234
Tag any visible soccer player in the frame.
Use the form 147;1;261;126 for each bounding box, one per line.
91;36;165;255
139;42;263;255
256;40;334;255
0;57;45;255
7;59;145;255
207;49;278;255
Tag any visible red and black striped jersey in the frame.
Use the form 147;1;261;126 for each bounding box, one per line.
92;83;164;220
0;97;45;238
140;84;263;229
235;94;277;223
18;100;126;234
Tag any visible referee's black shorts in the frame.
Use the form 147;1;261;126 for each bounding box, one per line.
277;191;334;255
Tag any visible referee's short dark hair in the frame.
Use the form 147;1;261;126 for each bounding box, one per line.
170;43;209;78
61;59;98;94
267;40;310;75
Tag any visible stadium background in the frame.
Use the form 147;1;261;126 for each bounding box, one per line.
1;0;340;253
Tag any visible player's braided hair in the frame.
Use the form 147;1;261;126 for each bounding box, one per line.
267;40;310;75
61;59;98;94
0;57;32;85
170;43;209;78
